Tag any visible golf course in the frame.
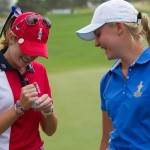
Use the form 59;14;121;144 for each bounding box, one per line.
38;12;112;150
1;2;148;148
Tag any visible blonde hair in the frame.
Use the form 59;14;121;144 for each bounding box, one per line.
0;16;17;50
107;13;150;46
124;13;150;46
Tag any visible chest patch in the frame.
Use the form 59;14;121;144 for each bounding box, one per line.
134;81;144;98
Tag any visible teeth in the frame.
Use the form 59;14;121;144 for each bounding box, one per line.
22;57;30;62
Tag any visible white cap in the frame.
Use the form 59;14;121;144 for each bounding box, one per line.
76;0;139;41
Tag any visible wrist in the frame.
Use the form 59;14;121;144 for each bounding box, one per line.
14;101;26;116
42;105;53;118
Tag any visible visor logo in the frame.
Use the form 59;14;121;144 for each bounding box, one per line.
38;28;43;40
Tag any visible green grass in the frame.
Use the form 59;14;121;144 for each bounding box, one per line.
37;13;112;149
1;4;150;149
0;12;112;150
0;12;112;149
2;8;150;149
37;13;112;73
41;67;109;150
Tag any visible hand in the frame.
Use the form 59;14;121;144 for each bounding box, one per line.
34;94;53;113
19;83;38;110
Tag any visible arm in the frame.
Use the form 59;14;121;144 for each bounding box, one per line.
35;94;58;136
0;84;38;134
0;106;20;134
40;111;58;136
99;111;113;150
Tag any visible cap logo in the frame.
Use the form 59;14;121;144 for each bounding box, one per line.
38;28;43;40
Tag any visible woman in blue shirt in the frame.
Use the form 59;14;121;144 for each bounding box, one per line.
76;0;150;149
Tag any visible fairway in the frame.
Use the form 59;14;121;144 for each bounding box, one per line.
0;2;150;149
41;67;109;150
0;10;113;150
36;12;112;150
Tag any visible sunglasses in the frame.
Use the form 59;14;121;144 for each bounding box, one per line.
13;14;51;30
25;15;51;28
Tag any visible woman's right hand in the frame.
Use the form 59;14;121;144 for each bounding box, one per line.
18;83;38;110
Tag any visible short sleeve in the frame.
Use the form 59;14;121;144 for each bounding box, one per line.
100;75;107;111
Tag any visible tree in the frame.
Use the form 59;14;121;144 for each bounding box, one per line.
16;0;117;15
16;0;46;14
16;0;89;13
0;0;11;14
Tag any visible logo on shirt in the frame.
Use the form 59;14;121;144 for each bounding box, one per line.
134;81;144;98
1;64;6;68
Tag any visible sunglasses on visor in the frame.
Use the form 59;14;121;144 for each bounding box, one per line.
13;14;52;29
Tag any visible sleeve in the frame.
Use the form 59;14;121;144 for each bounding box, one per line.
100;75;107;111
100;72;112;111
42;67;52;98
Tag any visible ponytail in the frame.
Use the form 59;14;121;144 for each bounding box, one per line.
0;16;16;50
141;13;150;45
0;6;22;50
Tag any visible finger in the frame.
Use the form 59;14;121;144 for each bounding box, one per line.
36;94;48;105
42;101;54;113
35;96;53;111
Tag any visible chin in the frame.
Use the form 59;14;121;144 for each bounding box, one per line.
106;56;114;60
106;54;117;60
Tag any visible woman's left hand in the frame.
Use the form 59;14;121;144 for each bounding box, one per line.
34;94;53;112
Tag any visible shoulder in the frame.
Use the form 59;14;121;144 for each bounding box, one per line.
31;61;48;75
100;59;120;90
100;71;112;88
100;60;119;86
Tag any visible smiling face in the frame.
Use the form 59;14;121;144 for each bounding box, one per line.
94;23;126;60
4;33;37;73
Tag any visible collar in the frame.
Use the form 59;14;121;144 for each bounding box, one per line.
110;47;150;71
0;50;34;72
110;59;121;71
136;47;150;64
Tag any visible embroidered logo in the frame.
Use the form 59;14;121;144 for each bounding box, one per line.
134;81;144;98
1;64;6;68
37;28;43;40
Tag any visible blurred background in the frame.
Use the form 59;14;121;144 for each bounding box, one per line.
0;0;149;149
0;0;148;15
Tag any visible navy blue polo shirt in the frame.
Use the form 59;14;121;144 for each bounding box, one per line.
100;47;150;149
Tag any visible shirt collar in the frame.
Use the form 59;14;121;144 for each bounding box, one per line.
0;50;34;72
136;47;150;64
110;47;150;71
0;50;13;71
110;59;121;71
